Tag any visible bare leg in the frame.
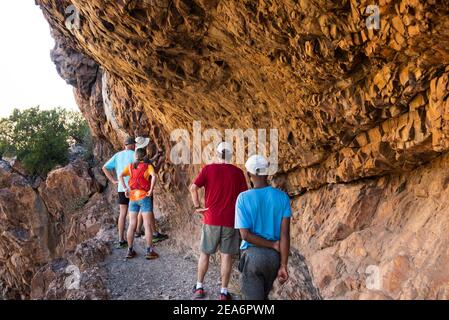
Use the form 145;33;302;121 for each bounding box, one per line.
136;213;143;234
151;216;158;235
149;212;156;235
197;252;210;284
150;196;158;234
118;204;128;241
220;253;233;289
127;212;138;248
142;212;154;248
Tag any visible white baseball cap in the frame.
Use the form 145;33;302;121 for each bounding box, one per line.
245;155;269;176
135;136;150;150
216;142;233;155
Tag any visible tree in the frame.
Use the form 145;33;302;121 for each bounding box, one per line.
0;107;91;176
0;118;15;157
65;110;90;145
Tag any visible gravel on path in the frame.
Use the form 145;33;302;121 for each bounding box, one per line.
103;237;241;300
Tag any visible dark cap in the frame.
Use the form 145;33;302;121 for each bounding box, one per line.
124;136;136;145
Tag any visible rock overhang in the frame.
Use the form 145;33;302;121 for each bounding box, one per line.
36;0;449;193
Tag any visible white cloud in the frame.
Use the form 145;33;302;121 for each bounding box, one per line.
0;0;79;118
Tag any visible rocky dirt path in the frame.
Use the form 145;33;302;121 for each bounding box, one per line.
103;237;241;300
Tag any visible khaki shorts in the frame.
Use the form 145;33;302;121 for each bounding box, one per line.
200;224;240;255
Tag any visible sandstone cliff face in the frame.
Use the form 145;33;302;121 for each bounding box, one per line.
0;163;50;299
292;153;449;299
33;0;449;299
37;0;449;190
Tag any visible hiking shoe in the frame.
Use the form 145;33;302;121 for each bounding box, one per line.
116;240;128;249
219;292;232;301
193;286;206;300
135;230;144;238
126;248;137;259
152;232;169;243
145;248;159;260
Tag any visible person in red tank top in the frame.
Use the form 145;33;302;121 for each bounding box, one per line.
189;142;248;300
120;148;159;260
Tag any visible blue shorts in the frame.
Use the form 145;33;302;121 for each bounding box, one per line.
129;197;153;213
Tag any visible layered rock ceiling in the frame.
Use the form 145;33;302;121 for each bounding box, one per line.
27;0;449;299
38;0;449;193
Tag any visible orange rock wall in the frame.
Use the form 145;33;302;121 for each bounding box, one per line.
0;161;111;299
290;153;449;299
32;0;449;299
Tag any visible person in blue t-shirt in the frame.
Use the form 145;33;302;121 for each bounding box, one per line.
235;155;291;300
103;136;168;249
102;136;137;248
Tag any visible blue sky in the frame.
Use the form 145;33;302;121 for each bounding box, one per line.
0;0;78;118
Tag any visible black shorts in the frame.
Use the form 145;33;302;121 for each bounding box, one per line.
118;192;130;206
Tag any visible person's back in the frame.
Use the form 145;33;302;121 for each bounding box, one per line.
102;136;137;249
104;149;136;193
127;161;154;201
111;149;135;190
120;148;159;260
190;142;248;300
196;163;247;228
235;186;290;249
235;155;291;300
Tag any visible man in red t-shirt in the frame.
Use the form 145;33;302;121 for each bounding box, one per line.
189;142;248;300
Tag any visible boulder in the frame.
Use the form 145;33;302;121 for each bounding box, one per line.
0;160;112;299
0;167;51;298
39;160;100;220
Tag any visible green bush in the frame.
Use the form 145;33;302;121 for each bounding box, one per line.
0;107;92;176
81;128;95;162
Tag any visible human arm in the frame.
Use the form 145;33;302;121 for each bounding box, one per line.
190;167;208;214
147;171;157;196
149;151;159;163
102;166;118;185
235;194;279;251
119;170;129;197
277;217;291;284
102;155;118;185
239;228;280;251
189;183;208;214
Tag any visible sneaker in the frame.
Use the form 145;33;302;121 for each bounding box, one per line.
135;230;144;238
192;286;206;300
116;240;128;249
152;232;169;243
219;292;232;300
145;248;159;260
126;248;136;259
